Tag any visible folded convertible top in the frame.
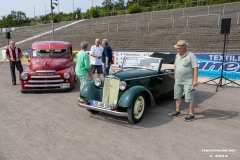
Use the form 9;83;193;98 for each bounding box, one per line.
150;52;176;64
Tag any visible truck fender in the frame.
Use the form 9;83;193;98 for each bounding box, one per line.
118;86;156;108
80;81;102;101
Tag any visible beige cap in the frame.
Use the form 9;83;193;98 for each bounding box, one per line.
174;40;189;48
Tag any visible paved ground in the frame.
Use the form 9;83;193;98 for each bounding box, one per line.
0;63;239;160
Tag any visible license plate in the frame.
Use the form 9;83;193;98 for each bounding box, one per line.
60;83;70;88
90;100;110;109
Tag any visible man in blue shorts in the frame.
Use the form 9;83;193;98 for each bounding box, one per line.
102;39;113;77
170;40;198;121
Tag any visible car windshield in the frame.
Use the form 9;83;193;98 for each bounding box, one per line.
32;49;68;58
123;57;161;71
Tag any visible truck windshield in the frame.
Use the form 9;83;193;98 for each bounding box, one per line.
32;49;68;58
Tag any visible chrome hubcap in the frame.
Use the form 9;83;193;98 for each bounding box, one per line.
133;96;145;119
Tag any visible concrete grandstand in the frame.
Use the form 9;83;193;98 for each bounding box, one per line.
1;1;240;53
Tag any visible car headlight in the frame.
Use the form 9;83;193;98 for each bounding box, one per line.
21;73;28;80
64;73;70;79
94;78;102;87
119;81;127;91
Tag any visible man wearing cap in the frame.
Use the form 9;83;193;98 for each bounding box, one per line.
170;40;198;121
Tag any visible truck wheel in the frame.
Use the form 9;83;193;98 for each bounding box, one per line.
127;93;146;124
71;81;75;89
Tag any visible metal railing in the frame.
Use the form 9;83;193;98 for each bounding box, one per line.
67;13;229;34
88;1;240;19
0;27;20;34
186;14;220;27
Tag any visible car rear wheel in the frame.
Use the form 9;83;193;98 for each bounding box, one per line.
127;93;146;124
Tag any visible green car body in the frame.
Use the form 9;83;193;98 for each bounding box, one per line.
79;56;175;123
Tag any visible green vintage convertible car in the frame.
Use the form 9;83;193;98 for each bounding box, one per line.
78;54;175;123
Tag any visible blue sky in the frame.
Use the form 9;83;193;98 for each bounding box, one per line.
0;0;104;18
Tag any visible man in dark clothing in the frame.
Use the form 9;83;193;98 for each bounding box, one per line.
5;40;23;85
102;39;113;77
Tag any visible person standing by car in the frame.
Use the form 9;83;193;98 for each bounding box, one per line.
170;40;198;122
90;38;104;79
102;39;113;77
5;40;23;85
75;41;92;103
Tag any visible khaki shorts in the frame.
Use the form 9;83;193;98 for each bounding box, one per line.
174;84;195;102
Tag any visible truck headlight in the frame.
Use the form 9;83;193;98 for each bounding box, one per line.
119;81;126;91
64;73;70;79
94;78;102;87
21;73;28;80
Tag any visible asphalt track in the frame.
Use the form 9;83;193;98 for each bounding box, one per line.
0;63;239;160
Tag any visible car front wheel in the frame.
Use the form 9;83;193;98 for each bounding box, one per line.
127;93;146;124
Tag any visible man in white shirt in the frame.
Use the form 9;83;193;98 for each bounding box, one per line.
90;38;104;79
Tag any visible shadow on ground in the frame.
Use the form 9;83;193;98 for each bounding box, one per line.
196;109;239;120
84;89;219;128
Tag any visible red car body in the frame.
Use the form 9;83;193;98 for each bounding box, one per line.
20;41;76;93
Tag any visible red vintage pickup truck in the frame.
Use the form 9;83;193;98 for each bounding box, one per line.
20;41;76;93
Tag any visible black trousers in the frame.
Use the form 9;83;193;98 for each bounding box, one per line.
9;61;23;85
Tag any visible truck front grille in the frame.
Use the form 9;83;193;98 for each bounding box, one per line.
25;70;66;88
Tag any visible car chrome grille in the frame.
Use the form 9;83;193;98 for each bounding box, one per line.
102;76;120;105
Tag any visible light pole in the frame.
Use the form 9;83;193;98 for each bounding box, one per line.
45;3;47;23
73;0;74;13
34;6;36;19
50;0;58;40
45;3;50;24
112;0;115;15
50;0;54;39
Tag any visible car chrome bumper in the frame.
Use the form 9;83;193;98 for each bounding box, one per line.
78;103;128;117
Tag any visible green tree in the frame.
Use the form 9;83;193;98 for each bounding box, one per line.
0;11;30;28
39;14;50;24
128;3;142;14
102;0;113;11
115;0;125;10
83;9;91;19
89;7;100;18
74;8;82;20
114;0;126;10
